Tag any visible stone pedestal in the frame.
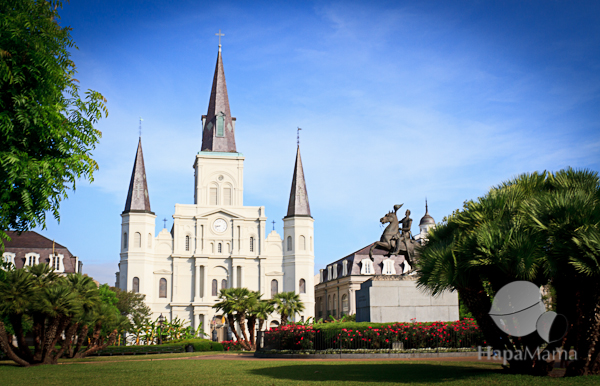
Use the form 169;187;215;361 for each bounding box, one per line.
356;275;459;323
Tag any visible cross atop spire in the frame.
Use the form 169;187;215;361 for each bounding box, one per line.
285;145;311;218
123;138;153;214
201;44;237;152
139;117;143;137
215;29;224;51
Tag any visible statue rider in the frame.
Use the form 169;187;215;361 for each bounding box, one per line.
392;209;412;255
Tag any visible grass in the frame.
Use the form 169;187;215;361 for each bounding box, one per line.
0;355;598;385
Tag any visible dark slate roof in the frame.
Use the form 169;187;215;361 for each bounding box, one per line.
285;146;311;218
3;231;77;272
124;138;153;214
322;243;409;280
4;231;66;249
201;46;237;152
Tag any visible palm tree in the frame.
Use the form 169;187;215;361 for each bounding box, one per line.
418;168;600;376
252;299;275;333
524;168;600;375
274;291;304;324
213;288;252;350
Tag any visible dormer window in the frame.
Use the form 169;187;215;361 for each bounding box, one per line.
360;258;374;275
342;260;348;276
382;259;396;275
333;264;338;279
327;265;332;281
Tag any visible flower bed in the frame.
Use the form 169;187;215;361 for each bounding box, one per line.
221;340;245;351
263;319;485;351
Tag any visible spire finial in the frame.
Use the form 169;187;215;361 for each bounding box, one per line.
297;127;302;147
163;217;167;228
139;117;143;137
272;220;276;231
215;29;224;51
425;198;428;214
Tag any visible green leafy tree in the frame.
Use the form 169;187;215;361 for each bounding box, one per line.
274;291;305;325
0;0;108;250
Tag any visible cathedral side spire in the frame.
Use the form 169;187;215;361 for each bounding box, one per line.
285;145;311;218
201;43;237;152
123;138;153;214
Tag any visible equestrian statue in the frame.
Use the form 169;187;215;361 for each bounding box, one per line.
368;204;417;271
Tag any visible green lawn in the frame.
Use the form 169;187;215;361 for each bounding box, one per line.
0;356;598;385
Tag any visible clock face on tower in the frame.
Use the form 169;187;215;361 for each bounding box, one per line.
213;219;228;233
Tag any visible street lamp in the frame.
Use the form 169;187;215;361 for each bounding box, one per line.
158;314;165;345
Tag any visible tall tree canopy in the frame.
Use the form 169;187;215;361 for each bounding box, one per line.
417;168;600;376
0;0;107;249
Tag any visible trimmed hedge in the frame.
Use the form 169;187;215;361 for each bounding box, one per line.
93;339;223;356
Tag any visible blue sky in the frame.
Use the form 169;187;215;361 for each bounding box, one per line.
34;0;600;284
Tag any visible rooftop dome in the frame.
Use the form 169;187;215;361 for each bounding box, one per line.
419;200;435;226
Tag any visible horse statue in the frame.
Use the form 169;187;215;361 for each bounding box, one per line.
368;204;417;271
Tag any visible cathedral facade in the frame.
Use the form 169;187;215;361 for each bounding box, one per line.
115;45;315;335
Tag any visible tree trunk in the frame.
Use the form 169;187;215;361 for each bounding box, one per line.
281;311;288;325
31;313;45;362
0;321;30;367
8;314;32;362
54;322;79;361
226;314;249;350
236;314;251;350
42;317;70;365
71;325;89;358
77;329;118;358
247;315;257;349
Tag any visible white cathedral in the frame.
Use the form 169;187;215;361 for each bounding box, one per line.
115;44;315;335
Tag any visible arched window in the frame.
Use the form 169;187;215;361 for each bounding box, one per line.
299;235;306;250
342;294;349;315
132;277;139;293
223;187;232;205
221;279;227;290
134;232;141;248
210;187;218;205
159;278;167;298
333;294;337;316
185;235;190;251
212;279;218;296
287;236;292;251
249;237;254;252
123;233;128;249
299;279;306;294
271;279;278;297
147;233;152;248
218;243;222;253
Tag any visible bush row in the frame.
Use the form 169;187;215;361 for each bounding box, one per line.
93;339;223;356
264;319;485;351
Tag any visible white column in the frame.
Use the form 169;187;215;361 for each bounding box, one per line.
231;262;236;288
194;265;200;301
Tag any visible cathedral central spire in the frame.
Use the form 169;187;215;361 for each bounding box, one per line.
285;145;311;218
201;45;237;152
